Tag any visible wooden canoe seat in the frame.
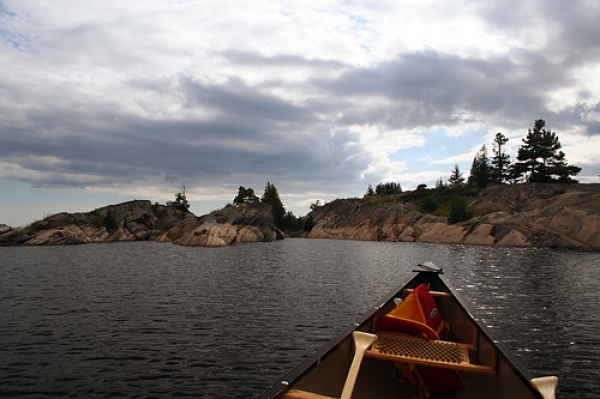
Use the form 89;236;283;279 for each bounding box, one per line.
366;331;496;374
280;389;336;399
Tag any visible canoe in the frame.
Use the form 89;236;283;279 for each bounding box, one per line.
257;263;558;399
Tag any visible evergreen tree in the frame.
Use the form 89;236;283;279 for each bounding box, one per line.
233;186;259;205
375;182;402;195
167;185;190;212
513;120;581;183
490;132;511;184
550;155;583;183
435;177;446;190
282;211;301;231
448;165;465;188
507;163;524;184
468;144;490;189
310;200;322;211
261;182;285;229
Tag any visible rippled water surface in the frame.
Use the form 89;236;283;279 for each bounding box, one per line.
0;240;598;398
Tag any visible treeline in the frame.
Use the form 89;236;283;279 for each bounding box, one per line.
362;181;474;224
467;119;581;188
364;119;581;197
232;182;313;234
163;182;313;233
166;120;582;229
362;119;582;224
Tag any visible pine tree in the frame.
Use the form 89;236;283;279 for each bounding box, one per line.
261;182;285;229
233;186;259;205
513;120;581;183
375;182;402;195
448;165;465;188
468;144;490;189
435;177;446;190
167;185;190;212
490;132;511;184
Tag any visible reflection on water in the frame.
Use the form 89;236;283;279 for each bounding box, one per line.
0;240;598;398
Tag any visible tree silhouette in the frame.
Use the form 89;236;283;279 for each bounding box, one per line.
167;185;190;212
261;182;285;229
448;165;465;188
233;186;259;205
513;120;581;183
468;144;490;188
490;133;510;184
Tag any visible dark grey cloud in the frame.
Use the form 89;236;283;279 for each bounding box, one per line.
219;49;347;69
476;0;600;64
1;36;596;195
316;52;538;129
1;66;372;193
179;77;312;124
314;45;600;139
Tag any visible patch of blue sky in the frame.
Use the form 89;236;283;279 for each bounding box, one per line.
389;127;490;174
349;14;370;25
0;6;32;53
1;30;33;53
0;4;16;17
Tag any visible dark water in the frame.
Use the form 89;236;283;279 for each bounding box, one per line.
0;240;598;398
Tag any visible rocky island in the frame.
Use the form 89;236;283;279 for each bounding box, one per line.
1;183;599;250
0;200;283;247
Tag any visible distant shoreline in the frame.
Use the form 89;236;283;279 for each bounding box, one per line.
2;183;600;251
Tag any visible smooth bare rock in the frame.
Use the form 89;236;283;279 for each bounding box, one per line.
24;228;80;246
174;223;238;247
417;223;467;244
305;222;328;239
307;199;416;242
463;224;496;245
159;203;283;247
0;227;27;244
236;226;265;243
399;226;415;242
573;214;600;248
496;230;532;247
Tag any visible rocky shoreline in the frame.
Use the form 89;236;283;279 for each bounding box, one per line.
0;200;283;247
307;183;600;250
1;183;599;250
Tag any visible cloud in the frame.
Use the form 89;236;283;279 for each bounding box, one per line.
1;0;599;225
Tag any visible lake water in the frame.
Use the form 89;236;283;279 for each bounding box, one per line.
0;239;598;398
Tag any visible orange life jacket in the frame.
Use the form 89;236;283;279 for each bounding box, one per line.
376;283;464;395
376;283;449;340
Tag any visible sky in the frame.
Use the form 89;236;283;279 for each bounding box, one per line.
1;0;600;227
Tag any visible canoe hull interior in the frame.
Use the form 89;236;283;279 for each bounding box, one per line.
259;269;552;399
